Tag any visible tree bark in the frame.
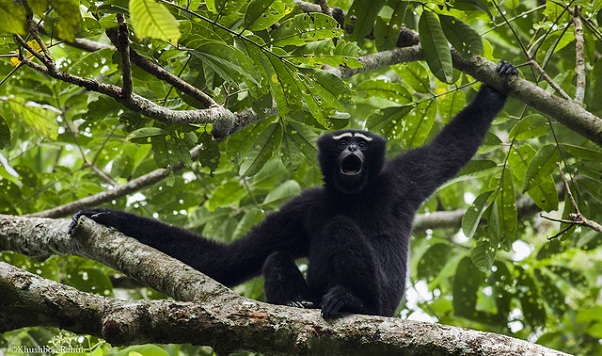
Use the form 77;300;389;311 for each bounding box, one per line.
0;215;569;355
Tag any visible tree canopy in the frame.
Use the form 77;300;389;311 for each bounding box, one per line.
0;0;601;355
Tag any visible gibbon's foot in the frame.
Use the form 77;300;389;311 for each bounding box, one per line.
497;60;518;76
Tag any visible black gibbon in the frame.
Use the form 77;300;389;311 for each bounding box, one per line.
70;61;517;318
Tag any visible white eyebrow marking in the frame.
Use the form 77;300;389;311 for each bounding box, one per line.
354;133;373;142
332;132;353;141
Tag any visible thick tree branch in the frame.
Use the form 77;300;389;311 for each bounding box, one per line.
0;215;569;355
326;45;602;146
451;54;602;147
24;25;602;145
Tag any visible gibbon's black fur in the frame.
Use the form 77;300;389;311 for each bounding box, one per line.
70;61;517;318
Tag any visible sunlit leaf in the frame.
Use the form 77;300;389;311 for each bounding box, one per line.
509;114;549;140
262;180;301;206
8;98;59;140
0;0;26;35
271;13;343;46
206;0;246;15
462;190;494;238
401;100;437;148
244;0;294;31
129;0;181;43
48;0;81;42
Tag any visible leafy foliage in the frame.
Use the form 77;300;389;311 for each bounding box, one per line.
1;0;602;354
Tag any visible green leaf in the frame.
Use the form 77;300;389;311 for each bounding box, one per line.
0;0;26;35
192;41;262;90
509;144;558;212
535;269;567;317
281;132;303;171
287;121;319;165
394;62;430;93
262;180;301;206
437;89;466;123
439;15;483;58
356;80;412;104
462;190;494;238
345;0;386;46
244;0;294;31
48;0;81;42
471;239;496;272
366;105;413;139
129;0;181;43
417;243;451;280
264;53;301;117
113;345;170;356
374;1;409;50
453;257;485;318
300;68;352;121
8;98;59;140
517;267;546;328
522;144;560;192
0;115;11;149
271;13;343;46
401;100;437;148
419;10;453;83
207;181;247;211
197;131;220;174
497;167;517;244
562;143;602;161
127;127;168;143
206;0;246;15
233;209;265;238
509;114;549;140
239;122;282;177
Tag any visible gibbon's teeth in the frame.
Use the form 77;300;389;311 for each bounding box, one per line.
341;154;363;175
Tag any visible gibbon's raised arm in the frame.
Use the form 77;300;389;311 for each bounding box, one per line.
387;61;517;209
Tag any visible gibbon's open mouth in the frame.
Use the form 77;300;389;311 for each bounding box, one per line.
341;154;363;176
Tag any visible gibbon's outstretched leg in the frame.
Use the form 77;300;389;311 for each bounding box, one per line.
308;215;383;318
70;206;309;287
263;252;316;308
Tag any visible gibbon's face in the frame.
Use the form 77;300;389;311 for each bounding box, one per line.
317;130;387;194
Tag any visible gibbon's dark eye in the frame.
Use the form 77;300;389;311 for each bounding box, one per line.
358;141;368;151
339;141;349;149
